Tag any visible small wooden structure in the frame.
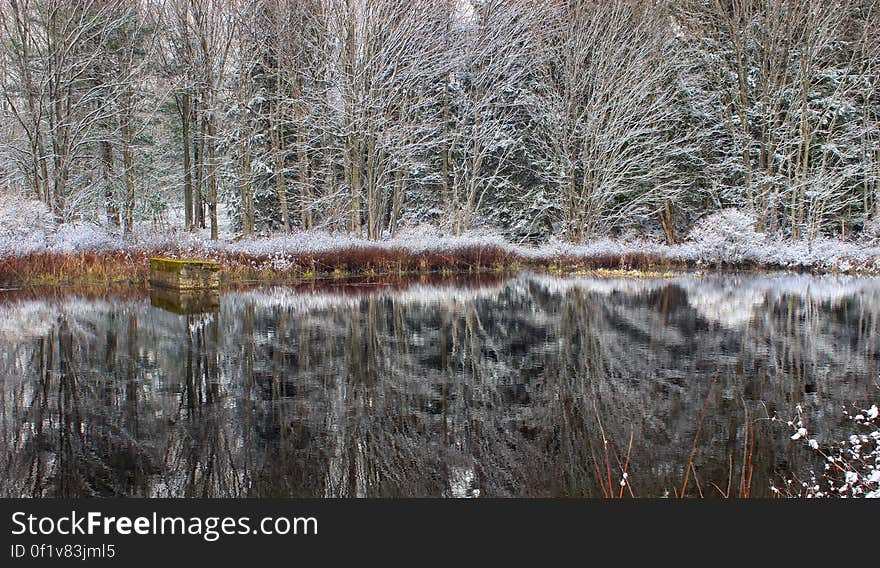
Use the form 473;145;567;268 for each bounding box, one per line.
149;258;221;290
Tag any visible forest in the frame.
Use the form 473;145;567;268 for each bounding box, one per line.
0;0;879;248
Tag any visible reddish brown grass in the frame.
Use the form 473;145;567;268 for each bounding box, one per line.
0;243;700;287
0;251;151;286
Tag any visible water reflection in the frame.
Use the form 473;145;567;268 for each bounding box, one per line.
1;272;878;497
150;288;220;315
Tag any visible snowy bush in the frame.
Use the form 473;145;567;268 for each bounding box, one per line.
0;195;57;255
687;209;766;265
0;194;130;255
49;223;121;254
0;194;55;239
774;402;880;498
863;218;880;246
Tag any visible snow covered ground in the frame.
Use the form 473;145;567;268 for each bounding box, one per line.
2;199;879;274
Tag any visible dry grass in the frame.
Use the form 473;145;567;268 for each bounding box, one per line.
590;400;636;499
13;236;842;288
586;370;760;499
0;251;151;286
678;373;718;498
0;244;702;287
216;244;516;281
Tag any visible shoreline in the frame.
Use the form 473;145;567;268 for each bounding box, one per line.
4;216;880;285
0;239;877;287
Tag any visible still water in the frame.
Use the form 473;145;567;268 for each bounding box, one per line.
1;272;878;498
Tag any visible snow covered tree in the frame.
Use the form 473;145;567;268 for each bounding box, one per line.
532;0;689;242
675;0;878;239
0;0;878;243
325;0;451;239
0;0;139;220
438;0;544;235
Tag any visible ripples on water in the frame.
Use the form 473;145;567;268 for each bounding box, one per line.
1;272;878;497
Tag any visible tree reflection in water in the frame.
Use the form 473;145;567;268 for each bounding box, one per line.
1;273;878;497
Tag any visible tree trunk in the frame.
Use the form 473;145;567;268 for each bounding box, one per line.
298;132;311;230
272;62;290;232
240;137;254;237
181;94;194;231
194;102;206;229
206;117;219;240
274;148;289;232
122;112;135;236
389;170;405;236
349;140;362;236
101;140;120;226
660;200;675;244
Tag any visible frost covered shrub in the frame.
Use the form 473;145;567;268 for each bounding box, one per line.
863;218;880;246
687;209;765;265
774;402;880;498
0;194;127;255
0;195;55;239
50;223;121;254
0;195;57;256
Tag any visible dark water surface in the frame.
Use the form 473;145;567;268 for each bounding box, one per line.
1;272;878;497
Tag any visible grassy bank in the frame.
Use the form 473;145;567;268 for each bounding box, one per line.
0;240;876;287
3;214;880;286
0;247;624;286
0;246;711;286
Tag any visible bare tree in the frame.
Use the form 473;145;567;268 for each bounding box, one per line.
228;0;262;237
440;0;543;235
103;2;159;236
1;0;878;243
192;0;234;240
0;0;137;219
676;0;873;239
157;0;200;230
323;0;452;239
534;0;688;241
158;0;233;239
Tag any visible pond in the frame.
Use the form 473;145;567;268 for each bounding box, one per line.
1;271;878;497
